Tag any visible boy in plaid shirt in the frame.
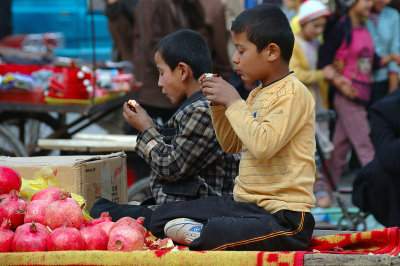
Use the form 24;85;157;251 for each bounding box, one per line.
90;29;239;226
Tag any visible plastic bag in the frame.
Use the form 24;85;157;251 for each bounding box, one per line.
20;165;91;220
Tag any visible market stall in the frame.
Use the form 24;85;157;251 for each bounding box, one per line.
0;61;132;157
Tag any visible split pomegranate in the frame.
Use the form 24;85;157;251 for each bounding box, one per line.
0;219;14;252
12;222;48;252
46;192;84;229
78;219;92;230
24;200;50;225
31;187;63;202
79;223;108;250
0;194;9;205
111;216;146;237
0;166;22;194
107;225;144;251
0;190;27;229
47;224;84;251
91;211;112;226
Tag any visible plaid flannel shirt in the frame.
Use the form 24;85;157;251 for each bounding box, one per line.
135;91;240;209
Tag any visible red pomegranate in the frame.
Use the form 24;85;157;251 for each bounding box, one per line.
47;224;84;251
0;190;27;229
31;187;63;202
111;217;146;237
0;219;14;252
79;223;108;250
24;200;50;225
0;166;22;194
46;192;84;230
14;222;50;237
98;221;115;236
107;225;144;251
12;222;48;252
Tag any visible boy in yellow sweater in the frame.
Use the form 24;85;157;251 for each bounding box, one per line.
149;3;316;251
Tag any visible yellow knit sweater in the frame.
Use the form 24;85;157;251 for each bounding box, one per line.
210;73;316;213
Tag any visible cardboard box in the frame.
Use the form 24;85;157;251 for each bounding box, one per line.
0;152;128;211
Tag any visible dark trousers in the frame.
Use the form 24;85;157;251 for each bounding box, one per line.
150;195;315;251
90;198;153;228
370;80;389;107
353;158;400;228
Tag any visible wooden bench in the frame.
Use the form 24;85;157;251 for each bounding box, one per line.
312;229;359;237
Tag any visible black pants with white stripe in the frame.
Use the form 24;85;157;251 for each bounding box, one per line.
150;195;315;251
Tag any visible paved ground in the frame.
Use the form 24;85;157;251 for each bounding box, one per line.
314;164;385;231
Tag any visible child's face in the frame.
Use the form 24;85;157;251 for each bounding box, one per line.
154;51;186;105
352;0;373;18
231;32;270;85
301;17;327;42
358;55;372;74
373;0;391;12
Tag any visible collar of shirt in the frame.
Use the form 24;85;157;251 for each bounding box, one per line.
176;90;205;113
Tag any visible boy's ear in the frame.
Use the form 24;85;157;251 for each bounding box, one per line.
264;43;281;62
177;62;191;81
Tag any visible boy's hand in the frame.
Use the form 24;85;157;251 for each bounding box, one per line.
387;53;400;66
323;65;336;80
336;77;357;99
333;60;345;73
388;72;399;93
122;102;154;132
199;74;242;108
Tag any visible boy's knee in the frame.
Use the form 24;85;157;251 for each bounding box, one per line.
149;206;169;238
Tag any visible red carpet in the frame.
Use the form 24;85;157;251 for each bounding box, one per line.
1;228;398;266
307;227;400;255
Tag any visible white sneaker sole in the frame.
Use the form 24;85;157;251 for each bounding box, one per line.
164;218;202;245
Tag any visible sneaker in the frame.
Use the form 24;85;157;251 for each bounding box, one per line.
164;218;203;245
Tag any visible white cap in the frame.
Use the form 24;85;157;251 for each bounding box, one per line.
298;0;330;26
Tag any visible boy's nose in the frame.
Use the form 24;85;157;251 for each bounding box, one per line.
232;53;239;64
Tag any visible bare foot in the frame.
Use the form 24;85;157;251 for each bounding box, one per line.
316;196;332;208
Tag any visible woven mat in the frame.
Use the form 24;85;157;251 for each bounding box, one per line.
1;227;398;266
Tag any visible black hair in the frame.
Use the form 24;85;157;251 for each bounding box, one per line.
154;29;212;79
231;3;294;63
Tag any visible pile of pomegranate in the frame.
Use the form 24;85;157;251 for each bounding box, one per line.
0;166;173;252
